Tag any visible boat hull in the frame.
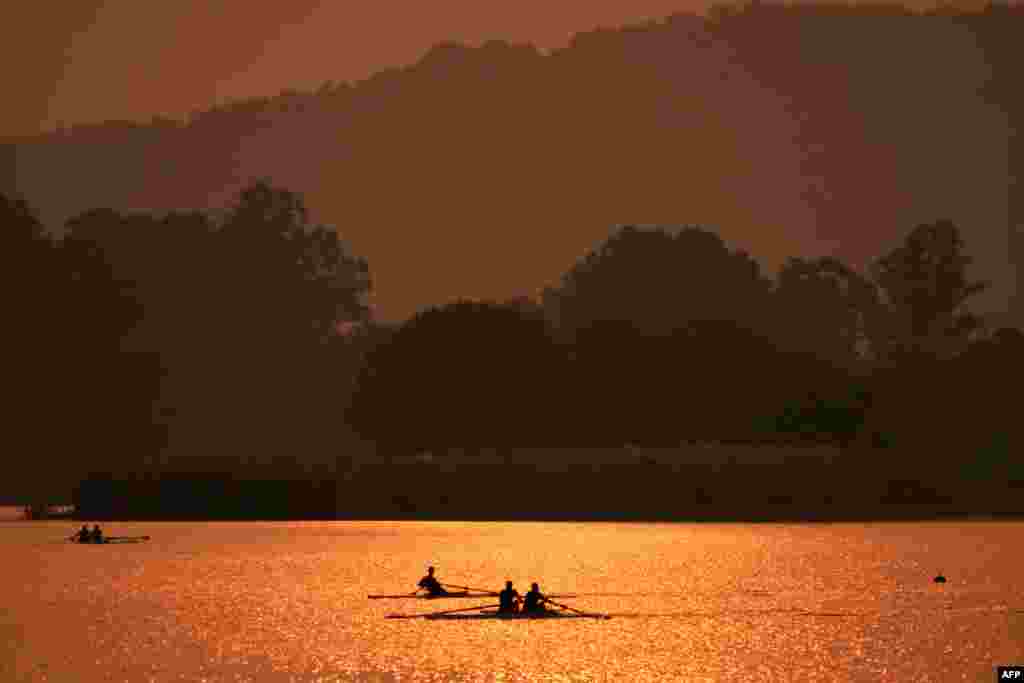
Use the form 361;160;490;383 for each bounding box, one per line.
69;536;149;545
425;610;610;621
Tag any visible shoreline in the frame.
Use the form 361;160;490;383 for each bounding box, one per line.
47;441;1024;523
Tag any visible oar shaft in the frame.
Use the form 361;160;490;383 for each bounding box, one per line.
428;602;501;616
544;598;589;616
368;592;489;599
387;602;500;619
440;582;496;594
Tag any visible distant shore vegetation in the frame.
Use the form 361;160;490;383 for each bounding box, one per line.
4;182;1020;511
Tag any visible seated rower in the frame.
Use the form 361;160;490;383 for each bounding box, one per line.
89;524;104;544
74;525;91;543
417;566;448;597
522;582;548;614
498;581;521;614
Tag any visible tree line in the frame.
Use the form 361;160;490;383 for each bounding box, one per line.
3;182;1021;506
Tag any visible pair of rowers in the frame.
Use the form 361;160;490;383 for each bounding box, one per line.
500;580;549;614
417;567;550;614
71;524;104;544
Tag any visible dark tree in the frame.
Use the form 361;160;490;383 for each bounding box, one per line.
2;195;163;498
347;300;565;452
869;220;987;363
138;181;372;471
59;209;162;477
45;182;372;479
773;256;880;368
540;225;783;445
2;194;64;500
544;225;774;341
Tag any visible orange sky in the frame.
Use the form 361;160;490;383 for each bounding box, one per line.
5;0;943;139
5;0;1014;325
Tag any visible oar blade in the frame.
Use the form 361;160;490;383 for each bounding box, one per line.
541;597;609;619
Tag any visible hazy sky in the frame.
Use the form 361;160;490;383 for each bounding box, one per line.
5;0;1015;325
5;0;947;139
3;0;698;138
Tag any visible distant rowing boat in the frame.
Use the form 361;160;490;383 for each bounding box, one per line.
67;536;150;545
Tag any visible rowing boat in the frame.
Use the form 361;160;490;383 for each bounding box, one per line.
369;592;577;600
68;536;150;545
424;610;610;621
386;606;611;621
376;577;607;620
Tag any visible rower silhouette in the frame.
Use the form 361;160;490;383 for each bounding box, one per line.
498;581;521;614
933;571;947;583
522;582;548;614
417;566;448;596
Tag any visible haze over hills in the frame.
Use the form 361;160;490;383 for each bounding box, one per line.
6;3;1021;325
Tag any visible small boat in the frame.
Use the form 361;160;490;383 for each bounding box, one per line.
424;610;610;621
24;504;75;520
377;577;606;620
386;602;611;621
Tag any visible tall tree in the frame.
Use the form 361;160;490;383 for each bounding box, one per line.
869;220;987;362
214;180;371;343
162;180;372;468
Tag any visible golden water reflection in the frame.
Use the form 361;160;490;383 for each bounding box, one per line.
3;520;1022;681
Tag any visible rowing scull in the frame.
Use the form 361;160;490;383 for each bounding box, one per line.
427;610;610;620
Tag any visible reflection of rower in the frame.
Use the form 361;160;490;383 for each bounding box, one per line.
522;582;548;614
417;567;448;596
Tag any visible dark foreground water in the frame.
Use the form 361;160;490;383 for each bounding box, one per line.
3;516;1021;681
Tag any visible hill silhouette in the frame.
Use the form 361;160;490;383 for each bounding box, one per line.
5;2;1021;326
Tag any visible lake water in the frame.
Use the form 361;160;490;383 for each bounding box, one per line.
3;517;1022;681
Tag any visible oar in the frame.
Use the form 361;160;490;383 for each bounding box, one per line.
543;596;607;618
440;582;498;595
368;591;481;599
386;602;500;619
439;582;579;599
105;536;150;542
